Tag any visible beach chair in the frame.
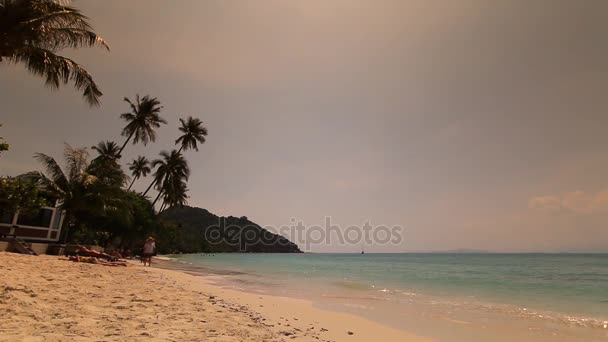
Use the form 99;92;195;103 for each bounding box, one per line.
8;237;38;256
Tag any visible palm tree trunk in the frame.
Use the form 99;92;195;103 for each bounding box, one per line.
143;178;156;196
127;176;137;191
159;202;167;212
177;145;184;154
152;190;163;207
118;131;135;156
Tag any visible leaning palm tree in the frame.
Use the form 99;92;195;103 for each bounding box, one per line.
0;0;109;106
127;156;150;191
175;116;208;153
118;94;166;155
159;178;188;212
145;150;189;203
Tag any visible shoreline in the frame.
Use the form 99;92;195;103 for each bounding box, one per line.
155;253;608;341
0;252;427;341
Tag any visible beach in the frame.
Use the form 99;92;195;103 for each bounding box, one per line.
0;252;425;341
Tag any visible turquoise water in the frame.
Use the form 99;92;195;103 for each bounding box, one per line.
165;253;608;332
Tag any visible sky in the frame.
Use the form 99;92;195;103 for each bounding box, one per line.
1;0;607;252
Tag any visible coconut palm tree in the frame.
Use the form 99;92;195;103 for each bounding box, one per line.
29;144;129;243
175;116;208;153
127;156;150;191
29;145;99;224
91;140;121;160
0;0;109;106
142;116;206;197
89;141;126;187
159;178;188;212
118;94;166;155
147;150;189;205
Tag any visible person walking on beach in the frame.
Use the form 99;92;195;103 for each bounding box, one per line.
142;237;156;267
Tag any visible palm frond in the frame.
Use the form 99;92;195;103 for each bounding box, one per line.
23;169;66;199
63;143;89;182
123;97;137;114
9;46;102;106
0;0;108;106
41;27;109;51
32;152;68;188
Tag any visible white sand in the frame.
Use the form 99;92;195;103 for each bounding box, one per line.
0;252;429;341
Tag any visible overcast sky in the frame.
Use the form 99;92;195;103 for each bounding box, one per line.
2;0;608;252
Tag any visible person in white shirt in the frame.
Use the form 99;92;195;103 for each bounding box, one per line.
142;237;156;267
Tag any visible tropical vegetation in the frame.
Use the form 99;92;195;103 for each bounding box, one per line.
0;175;46;215
0;0;109;106
0;90;208;251
20;90;207;246
0;1;304;255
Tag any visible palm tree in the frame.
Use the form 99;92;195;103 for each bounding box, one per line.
91;140;121;160
28;145;99;237
176;116;208;153
0;0;109;106
89;141;126;187
147;150;189;205
159;178;188;212
142;116;206;196
118;94;166;155
29;144;130;243
127;156;150;191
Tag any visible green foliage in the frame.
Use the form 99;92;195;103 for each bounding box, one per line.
0;0;109;106
28;143;184;250
74;190;158;246
29;144;128;243
0;176;47;214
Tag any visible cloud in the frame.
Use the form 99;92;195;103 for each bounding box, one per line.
529;190;608;214
528;196;562;212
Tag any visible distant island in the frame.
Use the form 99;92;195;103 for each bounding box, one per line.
428;249;495;254
160;206;302;254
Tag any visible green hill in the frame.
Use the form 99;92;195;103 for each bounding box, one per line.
159;206;302;253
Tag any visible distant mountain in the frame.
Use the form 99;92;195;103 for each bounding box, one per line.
160;206;302;253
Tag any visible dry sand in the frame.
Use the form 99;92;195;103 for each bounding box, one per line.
0;252;428;341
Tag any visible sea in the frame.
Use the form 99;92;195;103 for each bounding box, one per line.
160;253;608;341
